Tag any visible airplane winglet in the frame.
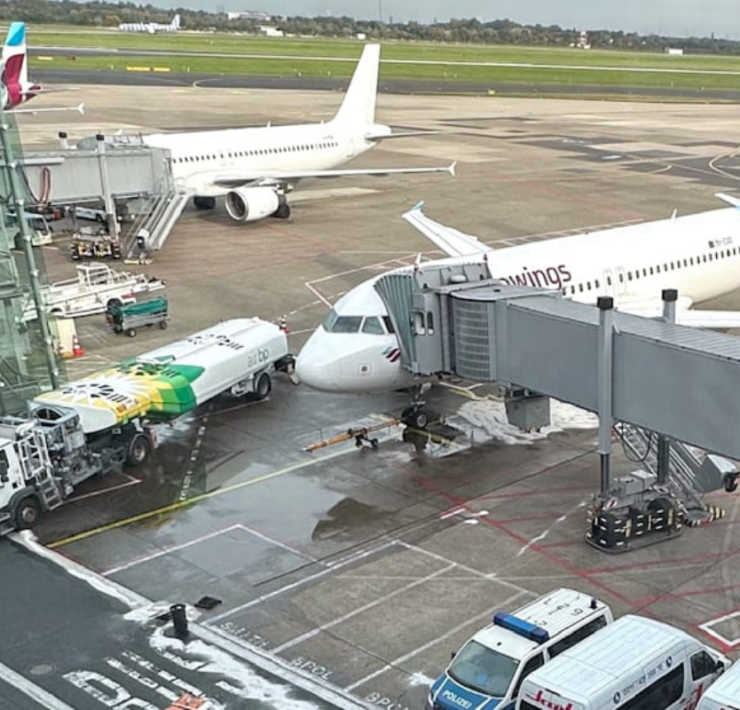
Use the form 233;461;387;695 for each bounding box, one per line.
716;192;740;210
448;161;457;177
76;102;85;115
411;200;425;212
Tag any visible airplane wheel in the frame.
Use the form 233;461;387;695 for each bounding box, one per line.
402;408;428;429
274;203;291;219
724;474;739;493
194;196;216;210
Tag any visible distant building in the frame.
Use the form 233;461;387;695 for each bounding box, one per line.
356;32;367;40
666;47;684;56
227;10;272;21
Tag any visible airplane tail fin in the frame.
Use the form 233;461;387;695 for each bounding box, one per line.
172;14;181;30
2;22;29;91
331;44;380;127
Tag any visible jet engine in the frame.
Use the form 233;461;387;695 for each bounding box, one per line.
224;186;286;223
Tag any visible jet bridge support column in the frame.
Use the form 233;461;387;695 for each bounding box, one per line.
597;297;614;498
96;134;120;241
656;289;678;486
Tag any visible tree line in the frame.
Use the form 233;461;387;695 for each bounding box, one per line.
1;0;738;55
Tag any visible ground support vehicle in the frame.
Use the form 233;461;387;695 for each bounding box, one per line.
0;405;154;533
0;319;295;534
106;296;168;337
70;229;122;261
19;263;166;322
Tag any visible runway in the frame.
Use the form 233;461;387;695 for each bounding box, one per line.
32;67;740;101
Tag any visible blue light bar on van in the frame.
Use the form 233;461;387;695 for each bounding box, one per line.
493;612;550;643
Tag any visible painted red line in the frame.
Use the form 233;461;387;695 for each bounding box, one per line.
582;550;739;577
633;583;740;607
476;484;594;501
409;471;637;608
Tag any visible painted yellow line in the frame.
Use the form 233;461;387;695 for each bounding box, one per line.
49;418;396;549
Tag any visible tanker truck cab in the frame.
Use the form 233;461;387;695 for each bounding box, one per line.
427;589;614;710
516;615;730;710
696;657;740;710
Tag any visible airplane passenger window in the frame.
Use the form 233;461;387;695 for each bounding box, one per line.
578;284;584;292
606;276;612;286
594;279;600;288
628;272;633;280
361;317;385;335
618;273;624;282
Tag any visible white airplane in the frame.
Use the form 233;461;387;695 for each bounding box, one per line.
141;44;455;222
1;21;84;116
296;195;740;424
118;14;181;34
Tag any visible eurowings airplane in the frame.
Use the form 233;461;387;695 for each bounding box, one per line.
1;22;84;115
118;14;181;34
296;195;740;417
141;44;455;222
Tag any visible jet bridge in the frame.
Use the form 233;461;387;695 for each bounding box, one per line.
375;263;740;552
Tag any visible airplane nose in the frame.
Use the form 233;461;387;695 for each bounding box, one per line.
295;331;340;392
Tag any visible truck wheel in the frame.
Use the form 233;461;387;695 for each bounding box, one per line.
14;496;40;530
126;434;151;467
127;328;137;338
255;372;272;400
159;320;168;330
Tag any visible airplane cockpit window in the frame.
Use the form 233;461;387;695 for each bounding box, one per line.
383;316;396;333
362;317;385;335
322;309;363;333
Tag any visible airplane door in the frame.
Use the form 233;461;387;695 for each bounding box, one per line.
615;266;627;296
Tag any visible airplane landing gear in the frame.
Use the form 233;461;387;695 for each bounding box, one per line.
194;196;216;210
401;384;433;429
272;202;291;219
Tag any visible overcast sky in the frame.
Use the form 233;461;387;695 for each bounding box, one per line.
175;0;736;39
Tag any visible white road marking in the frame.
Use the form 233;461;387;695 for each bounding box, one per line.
344;590;528;691
0;660;76;710
270;564;456;654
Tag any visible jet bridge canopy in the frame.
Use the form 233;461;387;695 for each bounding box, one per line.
374;263;740;461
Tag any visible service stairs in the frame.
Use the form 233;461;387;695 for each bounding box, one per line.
615;423;734;526
123;189;190;258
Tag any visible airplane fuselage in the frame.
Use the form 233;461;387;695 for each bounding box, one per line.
144;122;375;196
296;206;740;393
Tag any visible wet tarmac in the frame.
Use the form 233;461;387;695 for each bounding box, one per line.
12;86;740;708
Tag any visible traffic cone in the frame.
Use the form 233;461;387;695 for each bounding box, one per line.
279;315;289;334
72;334;85;357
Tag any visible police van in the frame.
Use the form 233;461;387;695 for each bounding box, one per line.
696;655;740;710
517;615;730;710
426;589;614;710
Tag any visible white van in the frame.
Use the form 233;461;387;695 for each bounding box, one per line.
5;211;53;248
517;615;730;710
427;589;614;710
696;657;740;710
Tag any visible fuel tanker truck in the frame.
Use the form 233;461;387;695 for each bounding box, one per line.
0;318;294;533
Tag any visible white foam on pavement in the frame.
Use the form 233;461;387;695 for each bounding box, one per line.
456;398;598;446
